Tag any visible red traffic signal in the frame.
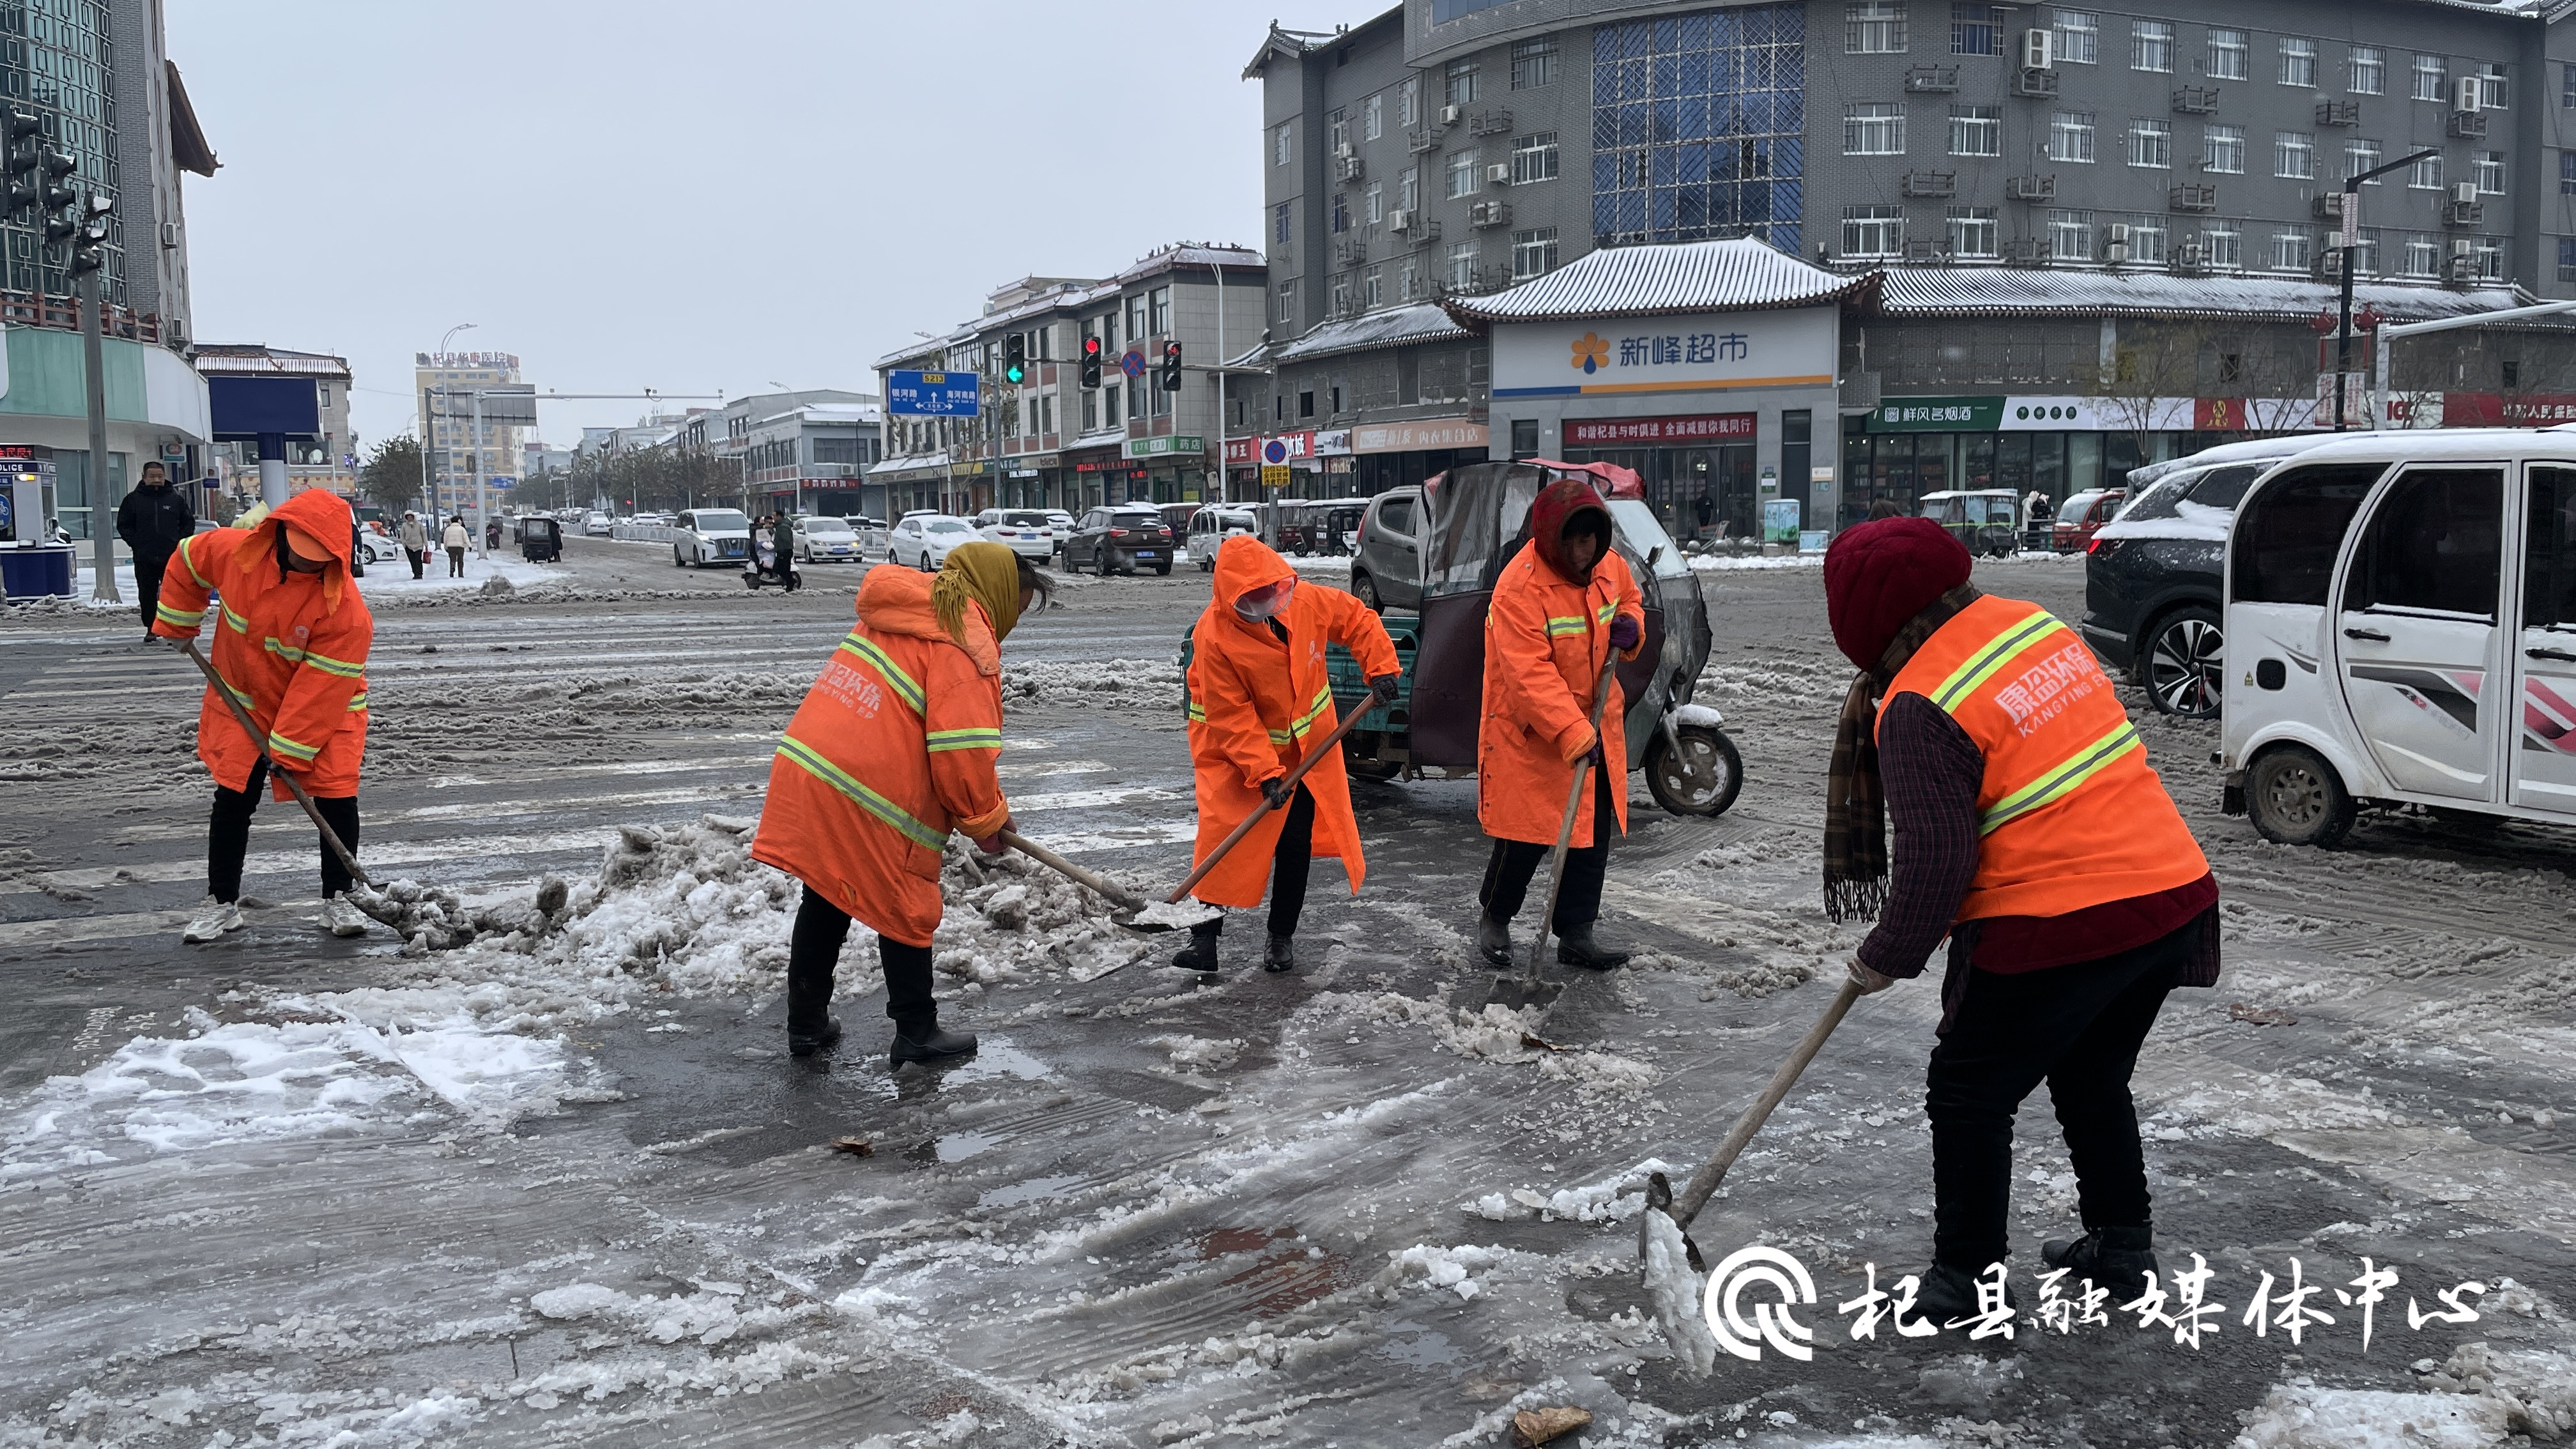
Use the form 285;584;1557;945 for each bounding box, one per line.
1080;334;1103;389
1158;340;1183;391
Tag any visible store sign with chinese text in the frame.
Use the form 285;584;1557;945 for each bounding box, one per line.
1492;306;1836;398
1563;413;1756;447
1123;434;1205;460
1348;417;1489;454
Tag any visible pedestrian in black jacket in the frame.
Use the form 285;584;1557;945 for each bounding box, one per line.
114;461;194;641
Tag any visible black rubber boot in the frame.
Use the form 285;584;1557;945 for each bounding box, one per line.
1911;1261;2020;1327
786;962;840;1057
889;1022;977;1066
1172;919;1222;973
2041;1225;2157;1303
1263;934;1295;973
1476;912;1513;967
1554;923;1632;970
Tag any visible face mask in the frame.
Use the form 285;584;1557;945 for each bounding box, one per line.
1234;578;1294;620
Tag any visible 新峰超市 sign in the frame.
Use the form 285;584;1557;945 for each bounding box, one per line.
1562;413;1756;447
1491;307;1836;398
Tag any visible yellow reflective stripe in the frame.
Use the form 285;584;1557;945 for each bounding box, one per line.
262;637;305;663
267;731;321;762
346;691;368;712
220;602;249;634
924;728;1002;753
1186;701;1208;722
212;672;255;710
1931;612;2066;714
1266;728;1293;745
1980;721;2143;836
178;535;212;588
835;631;924;713
1595;602;1617;622
299;648;364;678
155;602;204;628
1544;615;1588;637
776;734;944;851
1289;684;1333;737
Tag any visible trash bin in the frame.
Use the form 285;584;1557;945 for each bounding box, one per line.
1;542;75;600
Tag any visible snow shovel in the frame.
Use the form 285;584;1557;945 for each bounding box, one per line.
1487;648;1623;1011
1158;700;1374;908
179;638;372;891
992;829;1213;935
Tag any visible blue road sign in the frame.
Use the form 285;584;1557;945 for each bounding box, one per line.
888;370;983;417
1119;349;1146;380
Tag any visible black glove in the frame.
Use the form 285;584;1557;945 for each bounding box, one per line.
1368;672;1402;706
1261;776;1292;809
1582;733;1607;771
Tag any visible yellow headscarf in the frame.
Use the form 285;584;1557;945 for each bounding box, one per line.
933;540;1025;648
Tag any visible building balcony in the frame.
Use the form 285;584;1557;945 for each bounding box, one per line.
1905;65;1959;93
1901;170;1957;198
1469;108;1514;137
2012;67;2059;98
2005;173;2056;201
1406;127;1441;153
2003;238;2052;265
2444;197;2484;227
2315;99;2360;126
2446;111;2487;139
2172;86;2220;114
2169;183;2218;212
1468;200;1513;229
1335;154;1365;183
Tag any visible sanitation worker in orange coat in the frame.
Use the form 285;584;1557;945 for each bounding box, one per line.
150;488;377;946
1176;535;1401;974
1474;479;1646;971
752;543;1050;1064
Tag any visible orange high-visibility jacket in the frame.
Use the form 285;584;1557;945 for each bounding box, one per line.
751;565;1012;947
1184;536;1400;908
151;489;373;800
1477;545;1645;848
1881;593;2209;921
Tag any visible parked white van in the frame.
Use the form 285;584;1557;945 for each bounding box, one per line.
2221;430;2576;845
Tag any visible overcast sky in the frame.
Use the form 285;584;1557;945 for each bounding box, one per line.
168;0;1347;454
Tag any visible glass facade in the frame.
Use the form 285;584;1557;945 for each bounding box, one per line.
1591;6;1805;253
0;0;125;304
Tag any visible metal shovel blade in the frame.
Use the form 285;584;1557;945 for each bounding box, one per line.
1108;898;1223;935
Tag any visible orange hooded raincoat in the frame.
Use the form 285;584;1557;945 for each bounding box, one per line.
751;564;1012;947
151;489;374;800
1477;480;1645;848
1184;535;1400;908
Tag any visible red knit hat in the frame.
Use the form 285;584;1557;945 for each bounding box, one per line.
1823;517;1972;670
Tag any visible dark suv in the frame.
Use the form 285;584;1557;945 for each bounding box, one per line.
2079;459;2271;718
1064;507;1176;576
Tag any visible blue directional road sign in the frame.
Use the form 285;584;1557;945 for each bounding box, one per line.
887;370;983;417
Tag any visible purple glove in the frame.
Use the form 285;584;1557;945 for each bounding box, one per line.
1607;615;1642;652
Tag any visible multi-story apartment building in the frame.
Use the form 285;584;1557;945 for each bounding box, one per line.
703;390;882;518
194;346;355;496
415;350;530;518
1252;1;2576;533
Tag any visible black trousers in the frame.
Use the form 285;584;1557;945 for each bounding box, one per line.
1478;765;1615;931
788;885;936;1034
208;758;360;901
1197;783;1315;940
446;546;466;577
406;548;426;579
1924;920;2193;1273
133;549;171;631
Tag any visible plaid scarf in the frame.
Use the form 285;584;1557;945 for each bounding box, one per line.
1823;583;1981;923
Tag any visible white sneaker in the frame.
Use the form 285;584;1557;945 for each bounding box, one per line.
321;892;371;938
182;895;245;944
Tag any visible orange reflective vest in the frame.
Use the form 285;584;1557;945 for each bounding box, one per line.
1476;546;1645;847
1881;594;2207;921
150;489;373;799
751;566;1011;947
1184;536;1400;908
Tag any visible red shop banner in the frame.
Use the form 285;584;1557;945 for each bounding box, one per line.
2441;393;2576;426
1562;413;1756;447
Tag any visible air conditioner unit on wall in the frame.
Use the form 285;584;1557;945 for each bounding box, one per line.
1439;104;1462;126
2453;181;2480;205
2023;29;2054;68
1389;208;1414;231
2455;75;2483;113
1486;163;1512;185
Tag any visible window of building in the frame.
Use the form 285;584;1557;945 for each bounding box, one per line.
1445;58;1478;106
1446;147;1482;197
1446;240;1478;288
2412;54;2445;102
2559;236;2576;282
2124;216;2168;264
1511;36;1557;89
1510;226;1560;279
1273;201;1291;244
2274;130;2313;180
2565;64;2576;109
1365;93;1383;141
2478;62;2508;110
1105;385;1121;427
2273;229;2312;270
2052;9;2097;65
1949;104;2000;155
1082;391;1098;431
1331;193;1349;233
2047;110;2095;163
2563;153;2576;195
1275;122;1292;166
1400;77;1419;126
1298;390;1316;419
1399;165;1419;210
2475;150;2506;194
2349;231;2379;277
1150;287;1170;335
2278;37;2316;88
1365;181;1383;223
1362;264;1383;308
1328;109;1349;153
1951;3;2000;56
1330;273;1351;314
1843;205;1906;257
2132;20;2172;73
1947;205;1998;257
2203;123;2244;173
2345;138;2381;182
2477;234;2504;279
2348;45;2384;95
1847;1;1907;54
1846;102;1906;154
2207;28;2246;81
2203;225;2241;269
2410;151;2442;189
2128;118;2170;168
2405;236;2441;275
1127;295;1148;341
2047;208;2093;260
1511;131;1560;184
1400;256;1423;301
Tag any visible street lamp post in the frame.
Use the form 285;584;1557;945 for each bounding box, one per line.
424;323;474;520
2333;150;2438;431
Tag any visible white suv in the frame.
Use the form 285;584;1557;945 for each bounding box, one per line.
671;508;753;567
1185;507;1257;572
976;508;1057;561
889;513;976;571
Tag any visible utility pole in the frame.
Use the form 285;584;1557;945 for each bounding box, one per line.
2333;148;2438;431
75;192;114;601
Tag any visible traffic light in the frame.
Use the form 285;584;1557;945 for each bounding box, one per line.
1159;341;1183;392
1;104;43;223
1080;334;1103;389
67;190;108;277
1002;332;1026;385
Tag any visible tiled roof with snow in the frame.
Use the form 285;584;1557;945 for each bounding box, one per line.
1443;236;1871;325
1875;268;2538;323
1273;303;1471;364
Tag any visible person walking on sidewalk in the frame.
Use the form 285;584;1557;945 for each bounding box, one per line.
150;489;376;944
1473;478;1646;972
751;542;1050;1064
115;460;195;643
441;516;468;577
399;511;429;579
1821;516;2219;1324
1174;535;1400;975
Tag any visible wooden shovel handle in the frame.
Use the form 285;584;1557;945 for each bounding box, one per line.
1669;977;1863;1230
1165;702;1373;906
1525;647;1623;985
178;638;372;889
996;829;1143;912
